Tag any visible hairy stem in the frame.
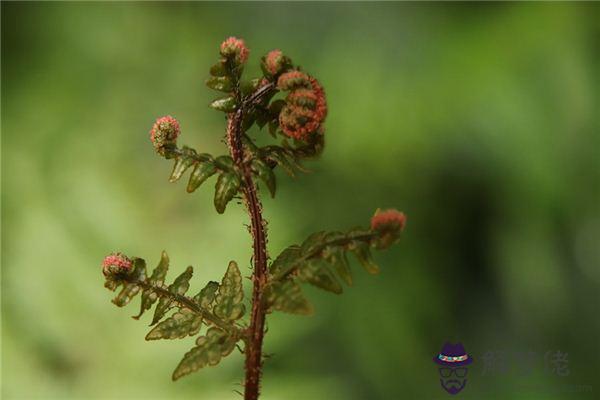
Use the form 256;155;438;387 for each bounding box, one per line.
226;82;275;400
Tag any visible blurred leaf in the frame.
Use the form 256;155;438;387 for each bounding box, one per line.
269;99;286;115
151;297;173;326
269;245;301;275
149;251;170;282
112;258;146;307
242;111;257;132
151;266;194;325
209;62;228;77
134;251;169;319
205;76;233;92
298;259;343;294
240;78;261;96
113;283;142;307
255;107;271;129
145;309;202;340
261;145;308;177
327;247;352;286
187;162;217;193
214;261;245;321
210;96;237;113
351;242;380;274
214;172;241;214
172;327;237;381
265;280;313;315
300;231;327;255
193;281;219;309
251;158;276;198
268;120;279;138
170;266;194;296
214;155;234;171
170;150;196;183
104;279;119;291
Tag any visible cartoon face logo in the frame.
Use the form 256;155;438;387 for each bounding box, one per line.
433;342;473;395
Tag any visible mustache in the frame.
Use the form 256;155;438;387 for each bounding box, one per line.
443;379;463;387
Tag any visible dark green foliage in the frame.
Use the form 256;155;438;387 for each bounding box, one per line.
166;148;241;213
112;258;146;307
103;252;244;381
206;76;234;92
264;280;313;315
103;38;406;392
266;223;403;314
163;45;327;215
214;172;241;214
240;78;262;96
214;261;245;321
210;96;237;112
187;162;217;193
172;327;238;381
151;266;194;325
146;309;202;340
325;247;353;286
258;145;307;177
209;62;228;77
251;158;276;197
298;258;343;294
350;241;380;274
193;281;219;309
134;251;168;319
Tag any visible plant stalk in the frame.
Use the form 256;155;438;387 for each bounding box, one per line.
226;83;275;400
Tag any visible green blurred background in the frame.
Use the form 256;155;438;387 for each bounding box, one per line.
2;2;599;399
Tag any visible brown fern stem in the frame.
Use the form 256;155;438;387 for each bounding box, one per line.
226;82;275;400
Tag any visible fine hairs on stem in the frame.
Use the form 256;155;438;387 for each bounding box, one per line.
101;37;407;400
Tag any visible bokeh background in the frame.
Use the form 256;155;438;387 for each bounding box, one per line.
2;2;599;399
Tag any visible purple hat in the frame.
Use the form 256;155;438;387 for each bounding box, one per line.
433;342;473;367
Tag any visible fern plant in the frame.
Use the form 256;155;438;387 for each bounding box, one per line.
101;37;407;400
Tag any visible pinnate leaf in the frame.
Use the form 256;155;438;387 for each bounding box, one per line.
263;147;300;177
171;266;194;295
251;158;276;198
214;261;245;321
170;147;196;182
145;308;202;340
210;96;237;112
206;76;233;92
214;172;241;214
265;280;313;315
214;155;234;171
187;162;217;193
151;266;194;325
112;258;146;307
269;245;301;275
193;281;219;309
268;120;279;138
326;247;353;286
149;251;170;283
300;231;327;255
209;62;228;77
240;78;261;96
113;283;142;307
172;327;237;380
151;294;173;326
351;242;380;274
298;259;343;294
134;251;169;319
